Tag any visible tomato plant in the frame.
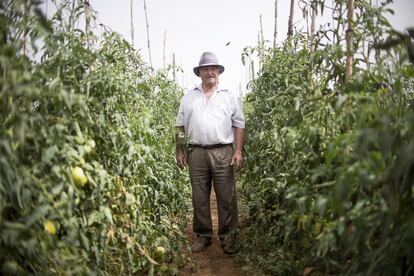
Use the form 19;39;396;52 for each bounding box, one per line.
0;1;190;275
238;1;414;275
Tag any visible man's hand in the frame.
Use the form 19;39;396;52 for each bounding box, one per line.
230;150;243;169
176;148;187;169
231;127;245;169
175;126;186;169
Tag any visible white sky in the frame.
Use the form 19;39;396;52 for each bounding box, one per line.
79;0;413;94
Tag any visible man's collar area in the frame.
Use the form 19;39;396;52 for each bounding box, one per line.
194;85;228;93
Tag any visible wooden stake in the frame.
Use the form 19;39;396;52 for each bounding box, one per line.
130;0;134;46
163;30;167;69
259;14;264;47
251;60;255;81
287;0;295;37
305;0;309;35
310;0;316;35
84;0;91;48
70;0;76;31
332;0;336;44
172;53;176;82
345;0;354;83
309;0;316;90
273;0;278;47
22;1;28;56
310;0;317;52
143;0;153;68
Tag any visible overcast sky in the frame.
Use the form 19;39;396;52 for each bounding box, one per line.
81;0;413;94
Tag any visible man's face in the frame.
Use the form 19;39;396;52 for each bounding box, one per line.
199;66;220;86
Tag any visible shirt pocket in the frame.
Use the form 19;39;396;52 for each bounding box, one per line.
210;102;232;120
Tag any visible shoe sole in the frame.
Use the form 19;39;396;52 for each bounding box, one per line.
223;249;239;255
191;242;211;253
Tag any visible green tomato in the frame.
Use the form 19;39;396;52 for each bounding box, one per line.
83;145;92;154
44;220;56;235
71;166;88;187
87;139;96;148
74;136;85;145
155;246;165;259
313;222;322;235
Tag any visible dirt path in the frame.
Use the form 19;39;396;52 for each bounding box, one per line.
181;190;244;276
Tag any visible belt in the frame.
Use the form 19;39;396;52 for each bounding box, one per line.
190;143;232;149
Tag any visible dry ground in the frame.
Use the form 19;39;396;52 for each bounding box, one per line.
180;190;244;276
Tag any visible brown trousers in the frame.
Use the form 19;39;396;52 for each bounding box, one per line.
187;145;238;240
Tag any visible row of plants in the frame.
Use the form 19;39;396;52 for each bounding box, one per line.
238;0;414;275
1;1;190;275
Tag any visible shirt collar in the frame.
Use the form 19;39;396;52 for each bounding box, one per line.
195;84;227;93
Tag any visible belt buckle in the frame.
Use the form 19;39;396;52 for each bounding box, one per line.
205;144;226;149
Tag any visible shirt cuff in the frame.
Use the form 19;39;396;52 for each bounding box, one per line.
232;122;245;129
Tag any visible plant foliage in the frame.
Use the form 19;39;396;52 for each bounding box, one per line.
238;0;414;275
0;1;190;275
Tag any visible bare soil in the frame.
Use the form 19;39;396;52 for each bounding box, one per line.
180;190;244;276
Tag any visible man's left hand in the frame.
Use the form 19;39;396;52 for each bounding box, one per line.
230;151;243;169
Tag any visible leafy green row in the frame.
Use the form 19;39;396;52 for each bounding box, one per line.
1;2;189;275
239;2;414;275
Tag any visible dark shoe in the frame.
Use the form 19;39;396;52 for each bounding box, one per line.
223;243;239;255
190;238;211;253
219;237;225;248
221;235;239;255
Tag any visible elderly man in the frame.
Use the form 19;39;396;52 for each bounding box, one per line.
175;52;245;254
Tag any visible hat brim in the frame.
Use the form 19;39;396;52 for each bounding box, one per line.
193;64;225;77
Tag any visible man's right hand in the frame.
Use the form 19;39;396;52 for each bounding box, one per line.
176;149;187;169
175;127;187;169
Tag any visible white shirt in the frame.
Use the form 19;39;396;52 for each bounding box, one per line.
176;85;245;145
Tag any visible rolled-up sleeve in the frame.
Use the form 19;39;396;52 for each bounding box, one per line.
231;93;245;129
175;101;185;127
